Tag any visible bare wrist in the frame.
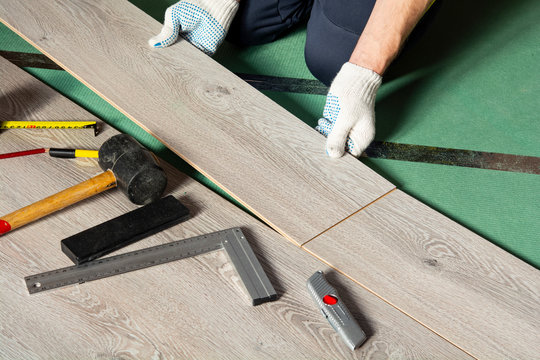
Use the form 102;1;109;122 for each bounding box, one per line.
349;35;400;75
349;53;389;76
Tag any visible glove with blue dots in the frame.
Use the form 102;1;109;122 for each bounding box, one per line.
316;62;382;158
148;0;239;56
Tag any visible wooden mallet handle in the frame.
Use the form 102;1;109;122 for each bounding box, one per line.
0;170;117;235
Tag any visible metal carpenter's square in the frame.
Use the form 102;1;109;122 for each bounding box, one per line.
26;228;277;305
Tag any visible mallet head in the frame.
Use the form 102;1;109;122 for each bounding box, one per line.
98;134;167;205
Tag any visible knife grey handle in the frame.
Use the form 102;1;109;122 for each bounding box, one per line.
306;271;367;350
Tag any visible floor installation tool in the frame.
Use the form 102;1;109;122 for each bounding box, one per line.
307;271;367;351
0;134;167;235
0;148;99;160
0;120;100;136
62;195;190;264
27;228;278;305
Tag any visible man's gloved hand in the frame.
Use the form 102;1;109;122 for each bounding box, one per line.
148;0;239;55
316;62;382;158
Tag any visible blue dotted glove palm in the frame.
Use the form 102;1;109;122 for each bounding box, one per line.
149;0;239;55
316;63;382;158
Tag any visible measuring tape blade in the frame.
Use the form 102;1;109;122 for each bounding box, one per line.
25;229;229;294
1;121;99;135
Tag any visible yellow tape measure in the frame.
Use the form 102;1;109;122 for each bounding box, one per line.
0;121;99;135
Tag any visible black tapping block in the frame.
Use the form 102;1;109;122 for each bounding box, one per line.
61;195;190;264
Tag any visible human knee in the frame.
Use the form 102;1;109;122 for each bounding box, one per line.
304;0;376;86
304;33;354;86
304;43;336;87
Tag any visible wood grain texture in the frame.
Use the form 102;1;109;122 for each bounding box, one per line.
0;0;395;246
304;189;540;359
0;58;469;359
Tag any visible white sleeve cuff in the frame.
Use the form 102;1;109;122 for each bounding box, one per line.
198;0;239;30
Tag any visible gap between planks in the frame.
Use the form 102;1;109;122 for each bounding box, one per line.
300;188;398;247
301;246;478;359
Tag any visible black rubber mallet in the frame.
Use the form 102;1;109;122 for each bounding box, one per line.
0;134;167;235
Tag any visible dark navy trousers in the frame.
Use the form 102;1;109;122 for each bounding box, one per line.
228;0;377;86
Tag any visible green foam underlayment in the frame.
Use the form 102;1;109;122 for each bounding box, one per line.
1;0;539;268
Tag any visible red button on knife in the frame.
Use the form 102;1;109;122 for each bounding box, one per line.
323;294;338;305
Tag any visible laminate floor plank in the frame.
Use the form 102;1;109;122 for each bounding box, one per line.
304;189;540;359
0;57;470;359
0;0;395;246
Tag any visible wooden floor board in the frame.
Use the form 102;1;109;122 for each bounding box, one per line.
0;57;469;359
3;2;537;358
0;0;395;246
304;190;540;359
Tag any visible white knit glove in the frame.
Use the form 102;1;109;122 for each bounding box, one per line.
148;0;239;55
316;62;382;158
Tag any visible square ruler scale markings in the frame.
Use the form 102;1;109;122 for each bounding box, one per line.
25;228;278;305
